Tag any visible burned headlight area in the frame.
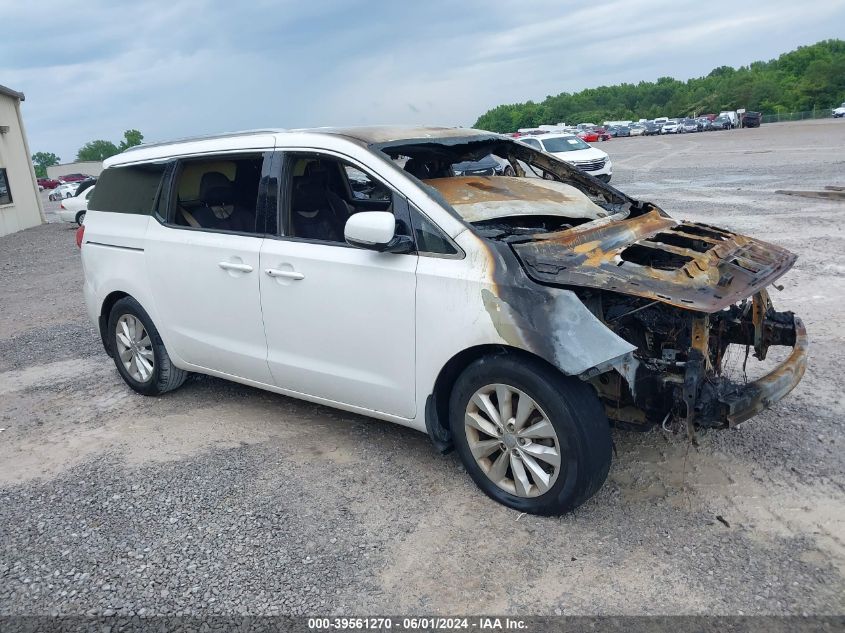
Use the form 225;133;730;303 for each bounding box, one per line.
587;289;807;431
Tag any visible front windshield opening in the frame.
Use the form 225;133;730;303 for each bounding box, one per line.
372;136;631;233
540;136;591;152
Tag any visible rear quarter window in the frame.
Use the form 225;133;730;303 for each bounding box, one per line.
88;163;166;215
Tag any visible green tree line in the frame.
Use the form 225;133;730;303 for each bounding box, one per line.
474;39;845;132
76;129;144;162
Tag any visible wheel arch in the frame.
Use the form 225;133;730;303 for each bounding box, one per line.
99;290;131;357
425;344;565;453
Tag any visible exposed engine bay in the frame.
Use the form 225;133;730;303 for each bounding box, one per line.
585;289;806;432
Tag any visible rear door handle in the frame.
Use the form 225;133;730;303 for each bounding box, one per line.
218;262;254;273
265;268;305;280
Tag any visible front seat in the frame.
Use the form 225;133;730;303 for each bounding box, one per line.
290;163;347;241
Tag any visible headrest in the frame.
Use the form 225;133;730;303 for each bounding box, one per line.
404;158;428;179
199;172;234;205
303;161;329;178
292;174;331;212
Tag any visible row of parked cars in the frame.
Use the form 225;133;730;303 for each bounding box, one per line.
37;173;95;201
520;111;762;144
36;174;96;225
608;112;761;137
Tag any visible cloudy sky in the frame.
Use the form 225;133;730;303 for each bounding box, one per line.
3;0;845;162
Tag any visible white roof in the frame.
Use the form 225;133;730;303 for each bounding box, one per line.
105;126;502;168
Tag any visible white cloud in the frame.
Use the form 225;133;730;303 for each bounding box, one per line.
2;0;843;160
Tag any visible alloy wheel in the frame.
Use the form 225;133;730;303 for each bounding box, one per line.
464;384;562;497
115;314;154;383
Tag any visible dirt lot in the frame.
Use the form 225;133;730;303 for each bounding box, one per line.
1;119;843;616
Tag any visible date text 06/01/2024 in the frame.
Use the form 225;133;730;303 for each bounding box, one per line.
307;617;528;630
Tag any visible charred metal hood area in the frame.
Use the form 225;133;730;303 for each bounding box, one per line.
362;128;807;432
511;208;798;313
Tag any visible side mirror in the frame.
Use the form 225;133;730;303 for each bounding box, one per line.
344;212;413;253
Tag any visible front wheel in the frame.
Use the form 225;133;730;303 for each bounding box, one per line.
108;296;188;396
450;355;611;515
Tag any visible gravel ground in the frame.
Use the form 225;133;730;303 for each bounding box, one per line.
1;119;843;616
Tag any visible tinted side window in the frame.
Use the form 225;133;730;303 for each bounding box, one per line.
412;208;458;256
521;138;542;150
89;163;165;215
343;165;391;201
169;155;263;234
283;153;395;244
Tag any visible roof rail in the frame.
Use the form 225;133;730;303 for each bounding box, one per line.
122;129;284;153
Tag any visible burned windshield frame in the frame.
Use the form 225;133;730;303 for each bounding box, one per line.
370;135;630;207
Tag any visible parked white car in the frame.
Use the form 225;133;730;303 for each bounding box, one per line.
660;120;682;134
833;102;845;118
78;126;807;515
49;182;79;201
59;185;95;225
517;133;612;182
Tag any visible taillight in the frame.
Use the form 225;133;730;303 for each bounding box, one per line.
60;201;65;209
75;224;85;249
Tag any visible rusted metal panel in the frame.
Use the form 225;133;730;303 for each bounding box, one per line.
723;317;809;425
423;176;606;223
312;125;498;145
512;209;798;313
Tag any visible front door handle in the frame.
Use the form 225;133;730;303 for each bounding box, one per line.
218;261;254;273
265;268;305;280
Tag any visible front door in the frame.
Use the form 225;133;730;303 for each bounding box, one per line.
258;151;418;418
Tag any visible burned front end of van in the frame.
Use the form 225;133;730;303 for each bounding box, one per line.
372;130;807;432
511;210;808;432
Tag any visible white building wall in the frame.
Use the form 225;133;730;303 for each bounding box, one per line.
0;90;43;237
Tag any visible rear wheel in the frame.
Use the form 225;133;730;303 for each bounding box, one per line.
75;210;85;226
108;297;188;396
450;355;611;515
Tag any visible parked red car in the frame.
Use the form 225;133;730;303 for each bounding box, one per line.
37;178;61;189
577;127;611;142
59;173;92;183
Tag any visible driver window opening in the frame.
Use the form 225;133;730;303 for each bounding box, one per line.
284;154;394;243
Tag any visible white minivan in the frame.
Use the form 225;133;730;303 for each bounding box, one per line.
80;126;807;515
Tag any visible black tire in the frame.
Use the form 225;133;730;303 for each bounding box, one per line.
75;210;85;226
107;296;188;396
503;166;515;177
449;354;611;515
